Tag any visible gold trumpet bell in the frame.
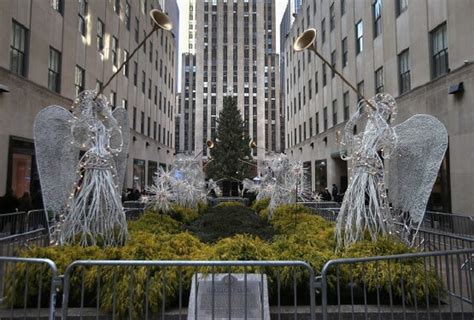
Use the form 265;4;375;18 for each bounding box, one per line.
150;9;173;31
293;28;317;52
206;140;214;149
249;140;257;149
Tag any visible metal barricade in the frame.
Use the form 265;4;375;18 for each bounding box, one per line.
422;211;474;237
0;211;28;237
414;228;474;252
0;256;59;320
61;260;316;320
0;229;49;257
320;249;474;320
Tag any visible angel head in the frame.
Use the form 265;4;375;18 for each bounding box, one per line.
70;90;123;154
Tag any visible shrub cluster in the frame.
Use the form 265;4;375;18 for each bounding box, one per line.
9;202;443;316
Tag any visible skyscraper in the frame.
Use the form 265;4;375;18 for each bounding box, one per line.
179;0;281;161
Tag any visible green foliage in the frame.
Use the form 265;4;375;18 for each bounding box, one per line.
186;203;274;243
169;205;199;224
206;96;252;181
215;201;245;208
252;198;270;214
11;203;444;312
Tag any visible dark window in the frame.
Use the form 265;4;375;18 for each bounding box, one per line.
48;47;61;93
373;0;382;38
10;20;28;77
323;107;328;131
97;19;104;51
125;2;131;30
74;65;85;96
343;91;349;121
398;49;411;94
342;37;348;67
322;64;327;86
123;50;129;77
396;0;408;16
355;20;363;54
316;112;320;134
133;61;137;86
357;81;364;102
135;18;139;43
332;99;338;126
148;79;152;99
330;3;335;31
321;18;326;43
315;71;318;93
431;23;448;79
111;36;118;67
114;0;120;14
309;117;313;136
147;117;151;136
51;0;63;14
78;0;88;36
140;111;145;134
375;67;384;93
142;71;145;93
133;107;137;130
308;79;312;100
110;91;116;109
331;50;336;78
341;0;346;15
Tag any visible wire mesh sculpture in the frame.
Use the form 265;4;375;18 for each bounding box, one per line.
145;154;206;212
34;90;129;246
336;93;399;249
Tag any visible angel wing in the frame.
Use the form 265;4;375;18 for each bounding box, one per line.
112;107;130;189
34;106;79;216
388;114;448;237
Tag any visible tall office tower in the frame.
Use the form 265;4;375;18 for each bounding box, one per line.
0;0;178;198
180;0;281;161
284;0;474;215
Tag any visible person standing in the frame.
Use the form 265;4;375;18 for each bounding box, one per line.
332;184;339;200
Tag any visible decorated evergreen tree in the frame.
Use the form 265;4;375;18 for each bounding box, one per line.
206;96;253;182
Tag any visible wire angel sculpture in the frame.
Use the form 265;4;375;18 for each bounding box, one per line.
34;90;129;246
251;154;312;218
336;93;448;249
336;94;399;249
145;154;206;212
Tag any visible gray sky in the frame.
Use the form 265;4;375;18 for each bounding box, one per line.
176;0;288;88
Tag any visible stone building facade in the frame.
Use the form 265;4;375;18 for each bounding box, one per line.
0;0;178;200
284;0;474;214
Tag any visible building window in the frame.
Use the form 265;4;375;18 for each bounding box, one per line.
142;71;146;93
332;99;338;126
396;0;408;16
330;3;335;31
133;61;137;86
135;18;139;43
48;47;61;93
147;117;151;136
375;67;384;93
74;65;85;96
140;111;145;134
111;36;118;67
97;19;104;52
343;91;349;121
308;79;312;100
315;71;318;93
10;20;28;77
331;50;336;78
355;20;363;54
323;107;328;131
357;81;364;102
51;0;63;14
322;64;327;86
123;50;129;77
110;91;116;109
373;0;382;38
398;49;411;94
321;18;326;43
122;98;128;110
431;23;448;79
125;2;131;30
148;79;152;99
342;37;348;67
316;112;320;134
78;0;88;36
114;0;120;14
341;0;346;16
132;107;137;130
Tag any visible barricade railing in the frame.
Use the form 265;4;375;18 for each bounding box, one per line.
0;211;28;237
0;229;49;256
422;211;474;237
0;256;59;320
415;228;474;252
61;260;316;320
320;248;474;320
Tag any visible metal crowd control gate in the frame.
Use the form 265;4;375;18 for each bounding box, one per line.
320;249;474;320
0;256;59;320
61;260;316;320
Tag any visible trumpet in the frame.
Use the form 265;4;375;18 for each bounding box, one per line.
206;140;215;149
293;28;375;110
249;140;257;149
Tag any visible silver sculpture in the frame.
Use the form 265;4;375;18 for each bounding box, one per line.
34;91;129;246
